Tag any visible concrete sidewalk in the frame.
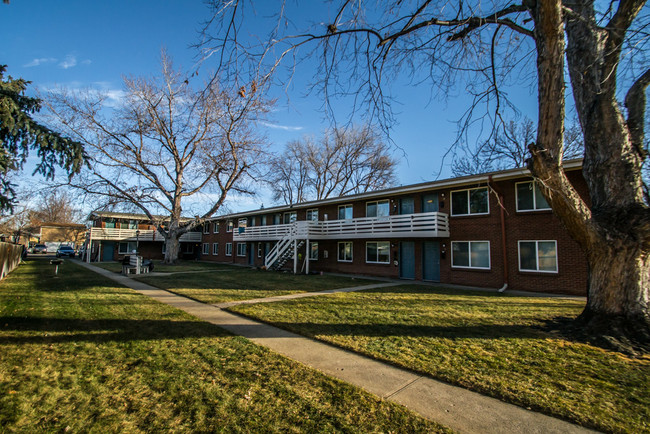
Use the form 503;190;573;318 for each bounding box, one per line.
77;261;594;434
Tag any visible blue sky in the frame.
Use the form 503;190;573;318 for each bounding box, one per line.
0;1;539;214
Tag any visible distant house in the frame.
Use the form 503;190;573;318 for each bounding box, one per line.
23;222;87;251
85;211;202;261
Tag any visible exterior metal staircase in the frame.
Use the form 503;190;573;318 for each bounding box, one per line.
264;224;306;271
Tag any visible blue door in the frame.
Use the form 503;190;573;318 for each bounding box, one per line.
423;241;440;282
399;241;415;279
102;242;114;261
422;194;439;212
248;243;255;265
400;197;414;215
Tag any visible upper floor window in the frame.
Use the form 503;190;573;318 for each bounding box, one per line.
212;222;219;233
451;187;489;216
451;241;490;269
338;204;353;220
283;212;297;224
306;209;319;221
519;240;557;273
238;218;248;229
203;224;210;234
366;200;390;218
261;215;267;226
226;220;233;232
516;181;551;212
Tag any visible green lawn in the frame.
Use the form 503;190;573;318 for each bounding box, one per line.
136;269;374;304
93;260;237;274
230;285;650;433
0;260;445;432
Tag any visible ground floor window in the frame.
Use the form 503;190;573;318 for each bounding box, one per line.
226;243;232;256
366;241;390;264
519;240;557;273
212;243;219;255
309;242;319;260
258;243;263;258
236;243;247;257
202;243;209;255
338;241;353;262
451;241;490;269
118;241;137;254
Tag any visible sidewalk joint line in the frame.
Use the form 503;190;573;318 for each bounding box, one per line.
385;375;424;399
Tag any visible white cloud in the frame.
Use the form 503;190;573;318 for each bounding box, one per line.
259;121;303;132
59;54;77;69
24;57;57;67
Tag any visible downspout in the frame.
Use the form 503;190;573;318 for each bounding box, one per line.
489;175;509;293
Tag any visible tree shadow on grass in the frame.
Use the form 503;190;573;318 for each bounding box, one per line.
0;316;232;345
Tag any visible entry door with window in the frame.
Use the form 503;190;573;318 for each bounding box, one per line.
399;198;414;215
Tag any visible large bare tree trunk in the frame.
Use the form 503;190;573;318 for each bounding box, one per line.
530;0;650;354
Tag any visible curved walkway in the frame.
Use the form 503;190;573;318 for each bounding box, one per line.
77;261;594;434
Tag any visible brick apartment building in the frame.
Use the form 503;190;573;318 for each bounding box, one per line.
201;160;589;295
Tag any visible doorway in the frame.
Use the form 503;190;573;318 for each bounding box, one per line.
422;241;440;282
399;241;415;279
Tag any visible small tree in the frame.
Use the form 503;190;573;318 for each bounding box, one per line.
0;65;85;212
268;125;397;204
46;54;271;263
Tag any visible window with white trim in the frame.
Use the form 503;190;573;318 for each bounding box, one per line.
338;204;353;220
338;241;353;262
225;242;232;256
203;224;210;234
212;243;219;255
519;241;557;273
451;241;490;269
309;242;319;260
118;241;137;254
236;243;247;257
202;243;209;255
366;241;390;264
516;181;551;211
261;215;267;226
283;212;297;224
451;187;489;216
238;218;248;229
257;243;262;258
226;220;233;232
306;209;319;221
212;222;219;233
366;200;390;218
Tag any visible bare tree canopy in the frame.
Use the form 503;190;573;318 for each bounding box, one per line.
202;1;650;353
28;190;83;225
45;53;272;263
268;125;397;204
452;117;584;176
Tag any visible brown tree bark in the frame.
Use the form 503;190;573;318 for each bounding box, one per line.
529;0;650;354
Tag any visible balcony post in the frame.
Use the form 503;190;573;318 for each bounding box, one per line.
293;239;298;274
305;238;310;275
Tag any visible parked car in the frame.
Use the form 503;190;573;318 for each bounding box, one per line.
56;245;75;258
32;244;47;254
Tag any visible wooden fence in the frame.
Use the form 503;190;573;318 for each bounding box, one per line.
0;242;24;280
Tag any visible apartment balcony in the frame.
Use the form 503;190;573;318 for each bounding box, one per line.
233;211;450;241
88;228;202;243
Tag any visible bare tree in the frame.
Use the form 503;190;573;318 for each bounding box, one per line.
45;53;271;263
28;190;83;224
202;1;650;353
452;117;584;176
268;125;397;204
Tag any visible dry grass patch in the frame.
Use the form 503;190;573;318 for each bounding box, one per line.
230;285;649;433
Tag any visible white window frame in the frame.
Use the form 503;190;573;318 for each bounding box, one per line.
283;212;297;224
118;241;137;254
257;242;262;258
338;204;353;220
518;240;558;273
366;200;390;218
236;243;247;257
225;242;232;256
451;241;491;270
212;243;219;256
309;242;319;260
366;241;390;264
238;218;248;229
202;243;210;255
515;181;551;212
337;241;353;262
213;222;219;233
226;220;233;232
450;187;490;216
306;208;319;221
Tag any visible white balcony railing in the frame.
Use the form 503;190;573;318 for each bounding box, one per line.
233;211;449;241
88;228;202;243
